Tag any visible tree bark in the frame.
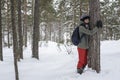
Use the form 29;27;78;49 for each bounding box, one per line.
17;0;23;59
32;0;40;59
79;0;82;17
10;0;19;80
6;0;11;48
88;0;101;73
0;0;3;61
23;0;27;47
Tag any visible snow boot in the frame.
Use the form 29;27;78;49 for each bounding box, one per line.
77;68;83;74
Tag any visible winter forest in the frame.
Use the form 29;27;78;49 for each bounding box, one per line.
0;0;120;80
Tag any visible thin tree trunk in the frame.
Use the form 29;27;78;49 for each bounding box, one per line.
0;0;3;61
45;24;48;42
7;11;10;48
30;0;34;43
6;0;11;48
88;0;101;73
10;0;19;80
79;0;82;17
58;24;61;43
49;23;52;41
7;26;10;48
17;0;23;59
23;0;27;47
32;0;40;59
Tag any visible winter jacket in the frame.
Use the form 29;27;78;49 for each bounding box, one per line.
77;23;99;49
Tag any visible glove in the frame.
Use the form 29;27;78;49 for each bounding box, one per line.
96;20;103;28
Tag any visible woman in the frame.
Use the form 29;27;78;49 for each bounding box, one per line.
77;15;102;74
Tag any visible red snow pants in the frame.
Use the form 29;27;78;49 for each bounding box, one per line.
77;48;87;69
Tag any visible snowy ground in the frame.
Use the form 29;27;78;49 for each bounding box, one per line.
0;40;120;80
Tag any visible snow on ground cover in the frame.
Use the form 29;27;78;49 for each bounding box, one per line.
0;40;120;80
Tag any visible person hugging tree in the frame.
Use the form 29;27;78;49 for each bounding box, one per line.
77;14;103;74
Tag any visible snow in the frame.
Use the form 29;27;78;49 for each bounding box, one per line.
0;40;120;80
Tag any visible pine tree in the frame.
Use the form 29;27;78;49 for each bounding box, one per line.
88;0;101;73
32;0;40;59
0;0;3;61
17;0;23;59
10;0;19;79
23;0;27;47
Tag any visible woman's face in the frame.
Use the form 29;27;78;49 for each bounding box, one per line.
84;19;89;24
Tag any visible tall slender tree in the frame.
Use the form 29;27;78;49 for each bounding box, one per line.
10;0;19;79
17;0;23;59
88;0;101;73
0;0;3;61
79;0;82;17
32;0;40;59
6;0;11;48
23;0;27;47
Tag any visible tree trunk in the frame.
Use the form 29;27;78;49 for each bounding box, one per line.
45;24;48;42
79;0;82;17
32;0;40;59
49;23;52;41
58;24;62;43
0;0;3;61
88;0;101;73
17;0;23;59
10;0;19;80
6;0;11;48
30;0;35;43
23;0;27;47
